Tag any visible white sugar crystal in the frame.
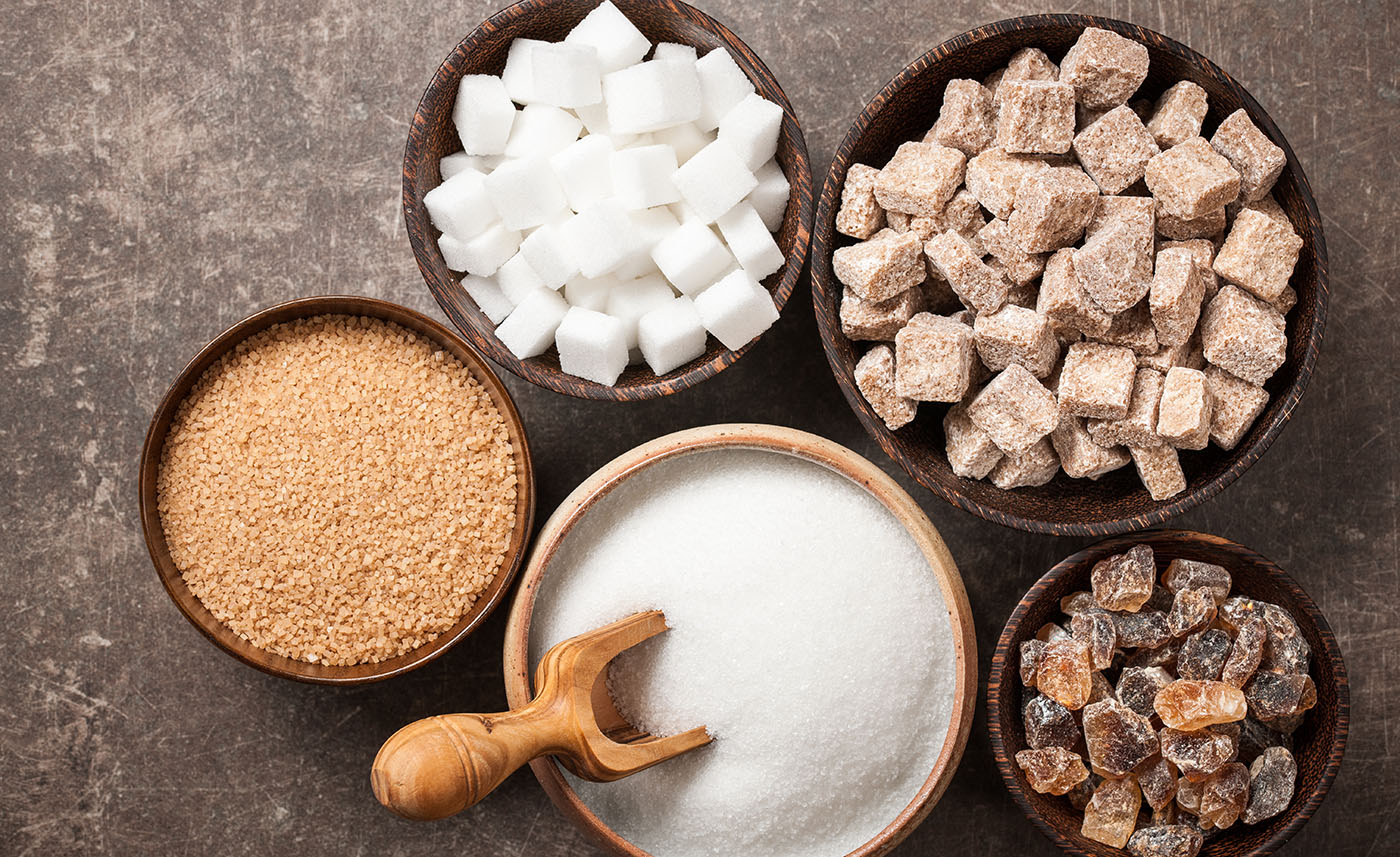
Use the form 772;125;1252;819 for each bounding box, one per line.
501;38;547;104
561;199;648;278
549;135;615;213
603;59;703;134
694;47;755;131
611;144;682;209
483;157;568;230
495;287;568;359
440;222;520;276
653;42;698;64
606;274;675;349
518;223;579;289
453;74;516;155
530;448;954;857
694;268;778;350
672;139;757;222
651;219;735;296
496;252;547;305
718;92;783;170
439;152;485;180
716;202;785;280
530;42;602;108
565;0;651;73
563;274;617;312
423;169;496;241
637;296;708;374
555;306;629;385
462;275;514;324
747;159;791;231
503;104;582;159
653;121;713;164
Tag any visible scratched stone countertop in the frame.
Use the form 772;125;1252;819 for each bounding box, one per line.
1;0;1395;854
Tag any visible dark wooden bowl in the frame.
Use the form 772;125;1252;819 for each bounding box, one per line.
987;530;1349;857
404;0;814;401
810;14;1329;535
137;295;536;685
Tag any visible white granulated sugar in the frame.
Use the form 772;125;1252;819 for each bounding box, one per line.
529;449;956;857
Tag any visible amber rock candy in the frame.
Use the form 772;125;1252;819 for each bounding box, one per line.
1160;726;1237;782
1016;746;1090;795
1244;672;1317;722
1081;775;1143;848
1037;637;1095;710
1162;559;1231;604
1091;544;1156;612
1061;590;1098;615
1090;670;1116;705
1167;586;1218;638
1177;628;1232;681
1241;746;1297;824
1134;754;1179;810
1198;761;1250;829
1155;680;1248;730
1114;610;1174;650
1236;716;1290;765
1024;693;1083;750
1259;602;1311;675
1071;610;1118;670
1083;699;1160;777
1127;825;1204;857
1067;775;1097;811
1116;665;1173;719
1020;638;1046;687
1220;616;1265;688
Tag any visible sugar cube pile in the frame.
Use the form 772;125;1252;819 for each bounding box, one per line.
835;28;1302;501
426;1;791;386
529;449;957;857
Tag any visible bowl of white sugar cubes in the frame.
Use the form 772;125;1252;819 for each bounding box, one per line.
406;0;812;399
812;14;1327;535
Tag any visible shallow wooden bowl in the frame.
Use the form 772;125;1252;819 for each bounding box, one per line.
500;424;977;856
405;0;814;401
987;529;1349;856
137;295;536;685
811;14;1329;535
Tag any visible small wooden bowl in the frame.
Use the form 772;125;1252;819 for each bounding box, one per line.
404;0;814;401
500;424;977;856
137;295;536;685
811;14;1329;535
987;530;1349;856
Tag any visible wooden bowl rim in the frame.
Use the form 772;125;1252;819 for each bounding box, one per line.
500;423;978;857
137;294;537;685
403;0;815;401
809;13;1330;535
985;529;1351;857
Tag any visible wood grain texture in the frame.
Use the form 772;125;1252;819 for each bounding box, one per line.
810;15;1329;536
986;529;1349;857
404;0;815;401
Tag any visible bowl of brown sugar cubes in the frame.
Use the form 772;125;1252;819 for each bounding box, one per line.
987;530;1349;857
811;15;1328;534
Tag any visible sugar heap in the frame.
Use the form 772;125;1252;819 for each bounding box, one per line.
529;449;956;857
426;1;792;385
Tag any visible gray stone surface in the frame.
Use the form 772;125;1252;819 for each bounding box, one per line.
1;0;1395;854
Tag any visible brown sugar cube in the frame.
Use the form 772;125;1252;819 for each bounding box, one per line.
1199;286;1286;385
1204;364;1270;450
965;147;1049;220
1131;443;1188;500
1233;194;1291;229
967;364;1060;454
1072;105;1161;194
1008;166;1100;253
1001;277;1038;309
1059;27;1150;109
1157;366;1213;450
1088;368;1165;448
1158;238;1219;300
885;209;912;232
1075;103;1109;133
854;344;917;430
1137;339;1194;374
1210;109;1286;203
832;228;925;302
1212;208;1303;303
874;141;967;216
925;230;1010;314
1156;202;1226;241
1037;248;1112;336
1148;81;1209;148
1059;341;1138;419
1150;246;1207;346
1074;219;1153;314
990;436;1061;489
1093;300;1160;355
979;218;1048;286
904;188;988;248
1270;286;1298;315
894;312;977;402
1146;137;1242;220
929;79;996;156
840;285;921;341
991;47;1060;108
1086;194;1155;240
1052;414;1132;479
835;163;886;240
996;81;1077;154
944;400;1004;479
974;305;1060;378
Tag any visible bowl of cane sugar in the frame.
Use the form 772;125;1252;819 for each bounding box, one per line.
501;424;977;857
138;295;535;685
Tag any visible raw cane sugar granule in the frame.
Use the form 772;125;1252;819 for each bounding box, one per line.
529;449;957;857
156;315;517;666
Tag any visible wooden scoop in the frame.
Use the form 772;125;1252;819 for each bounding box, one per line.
370;610;711;820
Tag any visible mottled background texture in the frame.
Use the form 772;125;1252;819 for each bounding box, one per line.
1;0;1395;854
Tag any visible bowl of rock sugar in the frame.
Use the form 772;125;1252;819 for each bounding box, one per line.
501;424;978;857
405;0;813;400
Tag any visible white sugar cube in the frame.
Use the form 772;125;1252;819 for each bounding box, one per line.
612;251;661;281
503;104;582;159
423;169;497;241
556;306;629;385
574;102;637;147
438;234;473;272
606;274;675;349
747;158;791;232
518;223;579;289
530;43;602;108
462;275;515;323
453;75;516;155
638;296;708;374
561;199;648;278
611;144;681;209
565;0;651;73
602;60;702;134
695;47;754;131
718;92;783;170
650;219;734;296
563;274;616;311
440;152;485;180
716;202;785;280
501;38;547;104
483;158;569;230
653;43;698;64
630;205;682;250
495;287;568;359
693;268;779;350
496;252;547;305
549;135;615;213
672;139;757;222
653;121;713;164
440;222;520;276
669;201;706;224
